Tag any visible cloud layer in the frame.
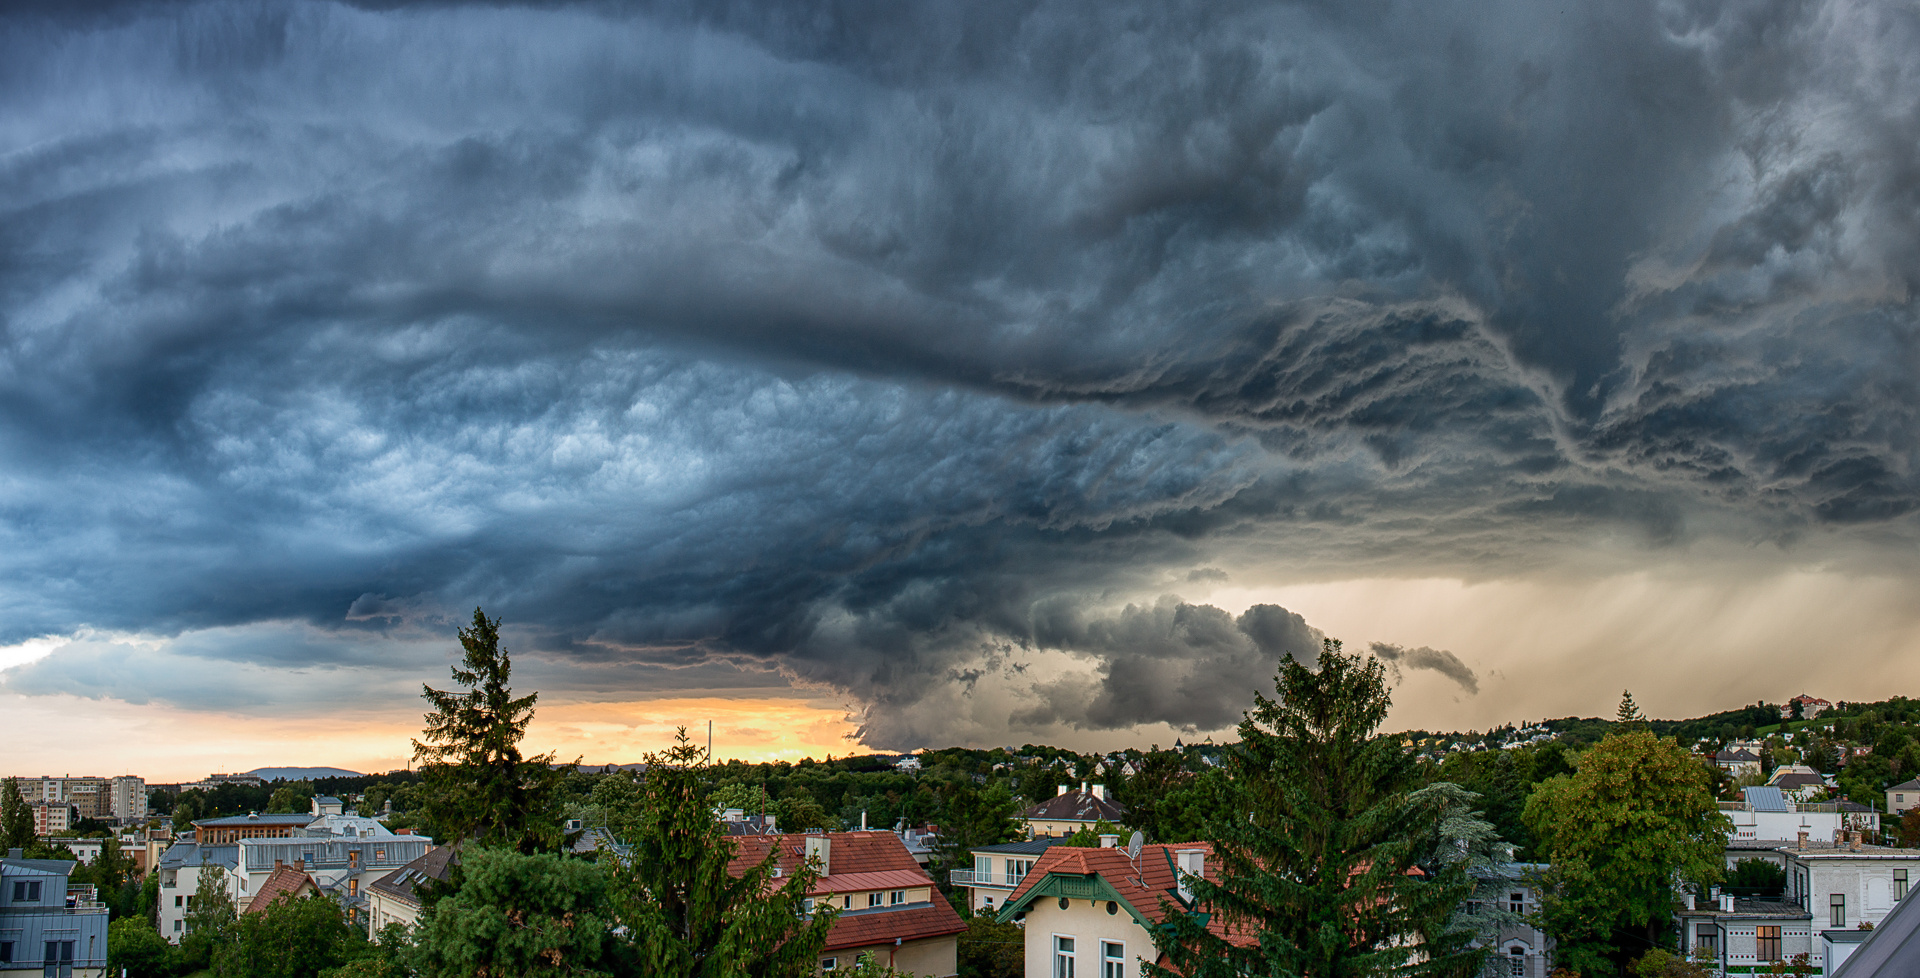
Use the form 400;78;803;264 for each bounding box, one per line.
3;0;1918;748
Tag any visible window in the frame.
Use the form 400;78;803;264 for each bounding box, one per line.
12;880;41;903
842;894;852;910
1054;936;1076;978
1509;947;1525;977
0;941;10;964
1509;892;1525;914
975;855;993;881
349;851;360;868
1466;900;1481;915
1013;859;1033;883
1832;893;1847;928
173;921;182;933
1695;925;1716;955
348;879;359;897
374;849;385;862
1757;926;1781;962
821;957;837;971
1101;941;1125;978
890;890;905;905
175;895;184;907
1898;870;1909;901
868;892;883;908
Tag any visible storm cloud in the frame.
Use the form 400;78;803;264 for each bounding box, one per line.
1369;642;1479;695
3;0;1919;748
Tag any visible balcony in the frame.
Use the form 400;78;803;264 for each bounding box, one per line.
949;870;1028;889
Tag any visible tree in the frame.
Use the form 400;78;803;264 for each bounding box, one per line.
1150;640;1481;978
180;863;238;972
408;847;613;978
267;780;316;815
173;793;201;835
1725;858;1786;899
412;607;571;853
108;915;172;978
932;781;1022;886
1;777;34;852
1524;730;1731;976
956;911;1023;978
605;728;834;977
214;891;367;978
1617;690;1647;726
1410;782;1527;976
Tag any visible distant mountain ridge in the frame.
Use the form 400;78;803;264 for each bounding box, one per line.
247;766;363;782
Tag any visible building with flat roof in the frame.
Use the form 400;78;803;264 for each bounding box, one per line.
952;837;1059;913
2;848;109;977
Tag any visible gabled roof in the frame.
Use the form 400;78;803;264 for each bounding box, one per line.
244;865;318;914
725;831;923;880
1019;790;1125;826
366;846;458;909
824;903;967;952
721;833;964;952
1716;749;1761;762
0;856;78;877
997;842;1254;952
1770;772;1825;790
1887;779;1920;793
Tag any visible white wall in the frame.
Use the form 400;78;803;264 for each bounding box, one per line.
1020;898;1157;978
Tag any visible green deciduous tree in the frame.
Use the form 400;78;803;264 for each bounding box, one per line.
1150;640;1481;978
214;891;367;978
1524;726;1731;976
108;915;172;978
956;911;1023;978
180;864;238;972
933;781;1022;885
1;777;34;852
266;780;316;815
413;607;571;853
409;847;614;978
606;729;834;978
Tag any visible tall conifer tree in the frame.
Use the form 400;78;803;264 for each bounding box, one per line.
0;778;34;852
413;607;570;853
1151;640;1481;978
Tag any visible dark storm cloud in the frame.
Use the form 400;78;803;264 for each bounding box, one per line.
1369;642;1479;695
3;0;1919;745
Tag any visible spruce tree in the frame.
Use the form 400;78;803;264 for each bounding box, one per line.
412;607;570;853
0;778;34;852
1617;690;1647;727
606;729;834;978
1150;640;1481;978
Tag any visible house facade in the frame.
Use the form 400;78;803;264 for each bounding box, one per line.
1886;780;1920;818
364;847;457;937
2;848;109;978
951;838;1056;913
996;841;1243;978
1780;842;1920;970
155;843;238;943
1673;892;1815;975
726;832;966;975
1469;864;1555;978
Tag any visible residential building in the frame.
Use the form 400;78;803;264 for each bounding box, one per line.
179;774;265;791
996;840;1250;978
11;776;144;823
242;865;319;914
109;777;147;822
364;847;457;937
311;796;346;817
1826;868;1920;977
727;832;966;975
951;838;1058;913
1780;841;1920;970
37;842;103;866
155;843;238;943
1886;779;1920;818
1673;890;1815;974
1716;749;1764;779
1722;787;1873;851
191;813;315;846
1;847;109;978
230;836;431;924
1790;695;1832;719
1769;767;1829;803
1469;864;1555;978
30;805;72;837
1020;784;1126;839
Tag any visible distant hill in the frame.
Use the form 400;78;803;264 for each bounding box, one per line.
247;766;363;782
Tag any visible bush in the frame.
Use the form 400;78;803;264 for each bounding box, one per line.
108;916;174;978
212;894;366;978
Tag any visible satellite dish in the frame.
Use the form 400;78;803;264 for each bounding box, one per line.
1125;831;1144;861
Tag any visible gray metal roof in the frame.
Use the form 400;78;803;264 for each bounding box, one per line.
157;843;239;871
0;857;78;877
1744;786;1791;812
971;838;1062;856
195;813;316;827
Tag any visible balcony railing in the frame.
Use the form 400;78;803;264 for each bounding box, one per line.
949;870;1028;889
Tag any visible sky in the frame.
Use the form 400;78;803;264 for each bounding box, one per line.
3;0;1919;781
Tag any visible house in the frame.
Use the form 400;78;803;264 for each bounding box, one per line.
1779;839;1920;970
894;756;923;773
1;847;110;977
231;836;431;923
1790;695;1832;719
155;842;238;942
1020;784;1125;839
1826;865;1920;977
310;796;346;817
243;865;319;914
1722;787;1865;850
1716;749;1765;779
727;832;966;975
1673;890;1815;974
995;840;1251;978
191;813;316;846
364;847;457;937
1468;863;1555;978
952;838;1058;913
1886;779;1920;818
1769;769;1829;804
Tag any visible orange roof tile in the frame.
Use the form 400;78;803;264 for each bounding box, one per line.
822;901;968;952
721;832;964;952
244;865;318;914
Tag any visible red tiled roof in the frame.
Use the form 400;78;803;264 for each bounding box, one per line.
824;902;968;952
1002;843;1259;954
722;832;964;951
244;865;317;914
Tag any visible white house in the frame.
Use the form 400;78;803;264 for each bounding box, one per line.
155;843;238;943
950;838;1057;913
1781;841;1920;970
1886;780;1920;818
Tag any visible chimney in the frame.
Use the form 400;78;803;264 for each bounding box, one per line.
293;859;304;872
1099;834;1120;849
5;848;19;860
805;836;831;877
1798;830;1808;850
1721;893;1734;912
1058;785;1070;797
1090;784;1106;801
1175;849;1204;904
1081;781;1088;795
1685;893;1696;910
274;859;284;870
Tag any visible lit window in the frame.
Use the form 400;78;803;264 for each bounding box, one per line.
1757;926;1781;962
1054;936;1076;978
1831;894;1846;928
1101;940;1124;978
